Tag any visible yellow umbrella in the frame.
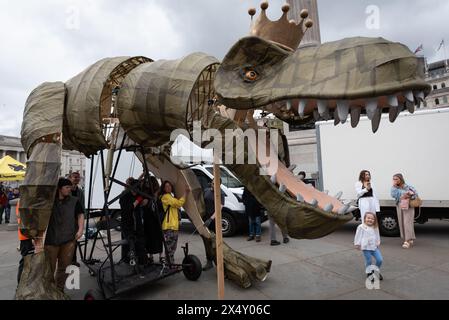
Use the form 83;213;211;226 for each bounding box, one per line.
0;155;27;181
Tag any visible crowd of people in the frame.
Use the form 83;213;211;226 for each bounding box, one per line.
0;185;20;224
11;166;422;291
118;176;189;269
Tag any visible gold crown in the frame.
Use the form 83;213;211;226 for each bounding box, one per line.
248;2;313;51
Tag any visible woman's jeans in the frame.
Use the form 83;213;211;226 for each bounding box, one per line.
248;216;261;236
362;249;383;269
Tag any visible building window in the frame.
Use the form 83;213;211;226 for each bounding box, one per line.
435;98;440;105
433;85;438;90
442;83;446;89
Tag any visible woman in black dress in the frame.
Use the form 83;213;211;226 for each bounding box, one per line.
141;177;164;263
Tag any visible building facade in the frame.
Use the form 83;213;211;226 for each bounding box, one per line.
424;59;449;109
287;0;321;47
0;135;86;181
0;135;27;163
283;0;322;179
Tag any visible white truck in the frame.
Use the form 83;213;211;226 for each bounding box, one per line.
85;150;143;211
316;108;449;236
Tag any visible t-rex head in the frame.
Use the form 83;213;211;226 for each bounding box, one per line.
215;3;430;133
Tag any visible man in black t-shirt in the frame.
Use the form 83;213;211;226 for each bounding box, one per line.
69;172;85;267
45;178;84;292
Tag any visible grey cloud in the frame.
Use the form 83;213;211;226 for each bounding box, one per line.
0;0;447;136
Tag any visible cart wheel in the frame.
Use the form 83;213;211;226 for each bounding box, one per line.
88;269;96;277
182;255;202;281
84;289;104;301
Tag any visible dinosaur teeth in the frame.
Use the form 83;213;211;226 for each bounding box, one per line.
296;194;304;202
414;90;425;103
334;191;343;200
350;107;361;128
338;204;350;215
404;90;414;103
298;100;306;118
286;100;292;111
337;101;350;124
270;174;277;184
387;95;399;107
313;110;320;121
288;164;297;172
347;206;358;214
406;100;416;114
366;99;378;120
333;108;340;126
317;100;330;120
308;199;318;207
389;105;400;123
324;204;334;212
371;108;382;133
279;184;286;193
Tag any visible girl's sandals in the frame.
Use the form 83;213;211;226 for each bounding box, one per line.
408;240;414;247
402;241;410;249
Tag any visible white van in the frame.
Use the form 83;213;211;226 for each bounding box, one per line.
184;165;267;237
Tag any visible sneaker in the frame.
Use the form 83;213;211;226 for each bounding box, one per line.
255;236;261;243
202;260;214;271
283;237;290;244
247;236;255;241
270;240;281;246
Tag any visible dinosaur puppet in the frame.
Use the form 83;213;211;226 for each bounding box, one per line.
16;2;429;299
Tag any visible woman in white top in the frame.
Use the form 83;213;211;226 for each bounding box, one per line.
355;170;380;222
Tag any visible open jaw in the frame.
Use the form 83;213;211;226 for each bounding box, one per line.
264;88;427;133
213;35;431;236
215;36;431;133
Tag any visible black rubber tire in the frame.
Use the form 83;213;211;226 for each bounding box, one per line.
84;289;104;300
221;212;236;238
378;213;400;237
182;255;202;281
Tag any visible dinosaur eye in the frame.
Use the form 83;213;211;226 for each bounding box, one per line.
244;69;259;82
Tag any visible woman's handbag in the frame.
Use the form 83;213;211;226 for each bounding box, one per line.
400;198;410;210
409;196;423;208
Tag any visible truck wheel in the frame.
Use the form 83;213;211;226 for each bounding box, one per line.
379;214;400;237
84;289;104;300
182;255;202;281
221;212;236;237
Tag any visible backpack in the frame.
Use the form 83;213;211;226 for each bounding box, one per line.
156;196;170;223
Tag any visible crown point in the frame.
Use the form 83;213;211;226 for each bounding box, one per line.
260;2;269;10
289;19;296;24
300;9;309;19
304;19;313;28
281;4;290;13
248;8;257;16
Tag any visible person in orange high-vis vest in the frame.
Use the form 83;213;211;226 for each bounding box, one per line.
16;200;35;285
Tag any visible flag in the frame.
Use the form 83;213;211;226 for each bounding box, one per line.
414;44;423;54
436;39;445;52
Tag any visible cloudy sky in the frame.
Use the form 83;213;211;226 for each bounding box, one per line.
1;0;448;137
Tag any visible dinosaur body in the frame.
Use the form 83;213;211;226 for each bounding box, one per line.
16;3;429;299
